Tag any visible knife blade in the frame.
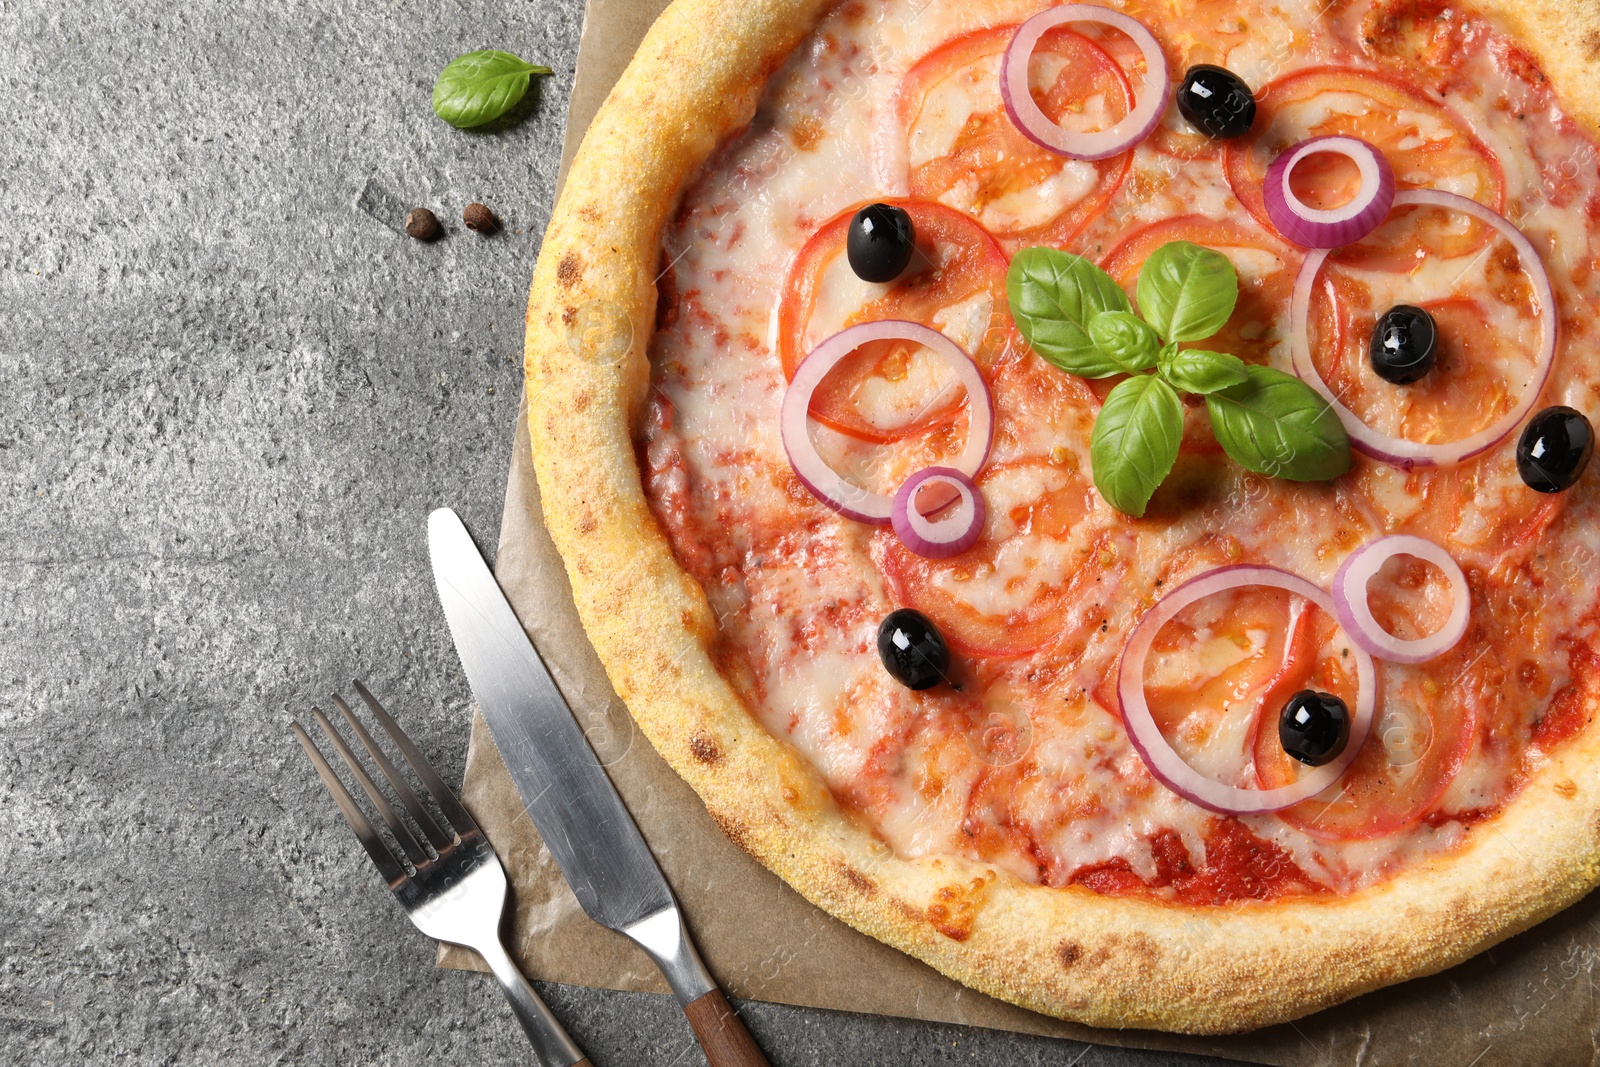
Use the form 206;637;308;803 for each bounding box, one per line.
428;507;769;1067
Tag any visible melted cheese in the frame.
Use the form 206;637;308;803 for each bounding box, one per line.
643;0;1600;898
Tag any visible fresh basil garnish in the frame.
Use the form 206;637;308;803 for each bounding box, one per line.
1158;347;1249;395
1007;247;1135;378
1136;240;1239;343
1004;239;1352;514
1206;365;1351;481
1088;311;1161;373
433;50;552;129
1090;375;1184;518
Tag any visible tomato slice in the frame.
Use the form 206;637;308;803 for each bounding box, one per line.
1311;266;1537;443
1223;67;1505;271
879;457;1110;658
1354;452;1569;577
897;25;1132;251
777;199;1014;443
1310;266;1562;569
1143;587;1325;783
1253;621;1475;840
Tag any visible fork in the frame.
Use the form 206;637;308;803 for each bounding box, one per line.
292;680;591;1067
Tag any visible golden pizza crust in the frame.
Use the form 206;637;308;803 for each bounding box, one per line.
525;0;1600;1033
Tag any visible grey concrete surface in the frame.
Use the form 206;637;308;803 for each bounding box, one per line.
0;1;1246;1063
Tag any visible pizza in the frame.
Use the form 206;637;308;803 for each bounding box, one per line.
525;0;1600;1033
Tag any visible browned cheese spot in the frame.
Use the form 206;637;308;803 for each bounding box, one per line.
791;114;823;151
925;873;996;942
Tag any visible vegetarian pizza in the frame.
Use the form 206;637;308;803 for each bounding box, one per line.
526;0;1600;1032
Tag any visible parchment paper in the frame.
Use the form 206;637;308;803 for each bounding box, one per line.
439;3;1600;1062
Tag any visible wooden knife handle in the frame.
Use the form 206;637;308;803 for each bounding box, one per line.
682;988;770;1067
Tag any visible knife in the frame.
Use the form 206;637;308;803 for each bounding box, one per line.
428;507;770;1067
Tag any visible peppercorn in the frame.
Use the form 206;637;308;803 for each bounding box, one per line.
463;202;500;234
405;207;442;241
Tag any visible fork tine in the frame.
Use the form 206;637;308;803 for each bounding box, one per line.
330;693;453;850
352;679;479;837
291;721;409;888
312;706;433;868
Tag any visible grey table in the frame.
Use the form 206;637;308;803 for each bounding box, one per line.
0;2;1243;1063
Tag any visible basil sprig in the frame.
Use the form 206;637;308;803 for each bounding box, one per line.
433;50;552;129
1007;240;1350;517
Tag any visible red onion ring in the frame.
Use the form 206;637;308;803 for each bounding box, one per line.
1290;189;1558;469
891;467;986;558
1263;136;1395;248
780;321;994;523
1332;535;1469;664
1000;5;1169;161
1117;565;1376;815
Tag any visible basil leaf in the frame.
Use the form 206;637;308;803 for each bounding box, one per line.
1090;374;1184;517
1007;247;1135;377
1136;241;1239;343
1205;365;1351;481
433;50;552;129
1158;347;1249;395
1088;311;1161;372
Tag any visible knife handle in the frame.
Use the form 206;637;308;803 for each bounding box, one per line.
683;988;770;1067
624;907;770;1067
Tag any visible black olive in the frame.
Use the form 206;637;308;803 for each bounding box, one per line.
1517;405;1594;493
847;203;915;283
876;608;949;690
1369;305;1437;384
1175;65;1257;139
1279;690;1350;767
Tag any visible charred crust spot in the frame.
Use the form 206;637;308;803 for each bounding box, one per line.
688;729;723;765
1556;778;1579;799
562;305;578;327
1585;32;1600;61
572;390;591;413
839;864;876;896
1058;942;1082;968
1104;932;1161;966
577;510;598;536
578;203;602;223
709;808;753;854
557;251;583;289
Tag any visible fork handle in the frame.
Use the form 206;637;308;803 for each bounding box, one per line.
477;939;590;1067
